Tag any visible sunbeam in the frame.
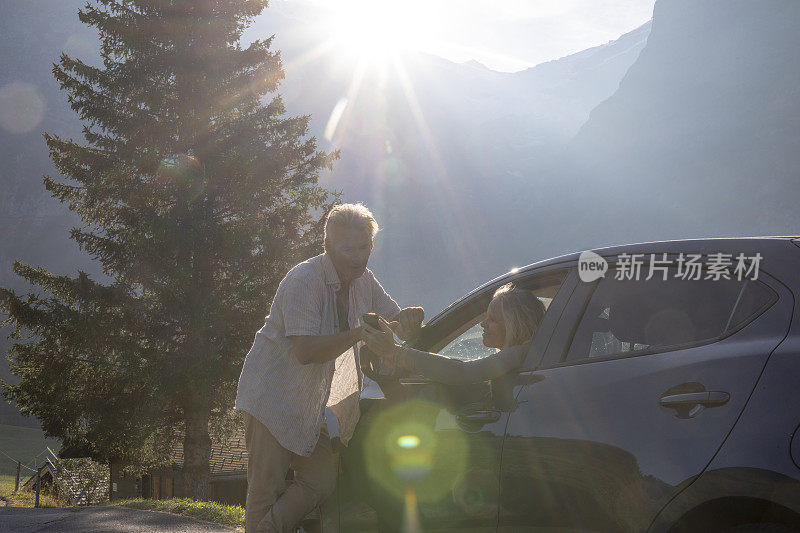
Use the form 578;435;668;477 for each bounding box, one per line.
390;55;485;283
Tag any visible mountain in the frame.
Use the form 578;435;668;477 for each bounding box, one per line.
0;1;103;290
0;0;650;311
511;21;652;144
565;0;800;242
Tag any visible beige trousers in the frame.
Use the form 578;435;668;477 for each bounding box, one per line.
244;412;337;533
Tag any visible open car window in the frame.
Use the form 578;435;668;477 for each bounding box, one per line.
420;269;566;362
439;323;496;361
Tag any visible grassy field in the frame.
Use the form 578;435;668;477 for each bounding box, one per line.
107;498;245;529
0;423;60;476
0;473;67;507
1;473;17;493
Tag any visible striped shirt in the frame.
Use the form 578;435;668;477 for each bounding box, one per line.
235;253;401;456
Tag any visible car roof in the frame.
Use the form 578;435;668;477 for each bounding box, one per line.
430;236;799;322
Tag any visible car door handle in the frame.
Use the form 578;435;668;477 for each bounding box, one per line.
456;409;502;425
660;391;730;418
660;391;730;407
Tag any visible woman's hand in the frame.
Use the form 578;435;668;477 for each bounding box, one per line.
363;317;400;358
393;306;425;341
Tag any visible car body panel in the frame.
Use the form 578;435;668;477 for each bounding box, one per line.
650;242;800;531
498;243;793;531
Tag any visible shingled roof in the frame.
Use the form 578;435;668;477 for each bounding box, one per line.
169;430;247;478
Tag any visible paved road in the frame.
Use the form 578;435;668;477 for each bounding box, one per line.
0;506;238;532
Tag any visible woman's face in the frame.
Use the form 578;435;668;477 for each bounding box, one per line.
481;297;506;349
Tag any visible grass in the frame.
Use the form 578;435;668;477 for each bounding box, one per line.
0;473;70;508
0;423;60;476
1;477;244;529
0;424;66;507
107;497;245;530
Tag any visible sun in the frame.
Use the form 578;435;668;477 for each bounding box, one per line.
324;0;436;61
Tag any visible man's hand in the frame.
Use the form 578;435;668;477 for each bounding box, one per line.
392;306;425;341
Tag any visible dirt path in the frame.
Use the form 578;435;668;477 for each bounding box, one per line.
0;506;238;532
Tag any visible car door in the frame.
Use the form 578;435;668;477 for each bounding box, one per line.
339;265;573;532
498;255;793;532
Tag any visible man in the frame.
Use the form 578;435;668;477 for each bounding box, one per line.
235;203;424;533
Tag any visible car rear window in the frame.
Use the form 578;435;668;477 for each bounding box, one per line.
565;273;777;362
727;279;777;332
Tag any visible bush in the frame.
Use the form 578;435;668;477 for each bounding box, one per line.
56;458;109;505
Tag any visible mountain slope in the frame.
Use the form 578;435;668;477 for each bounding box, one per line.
568;0;800;239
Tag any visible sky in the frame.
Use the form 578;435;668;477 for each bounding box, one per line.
261;0;657;72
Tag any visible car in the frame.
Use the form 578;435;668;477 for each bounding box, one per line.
326;237;800;532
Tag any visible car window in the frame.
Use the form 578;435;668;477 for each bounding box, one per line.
435;296;554;362
565;273;776;363
439;322;496;361
727;279;777;331
418;267;567;364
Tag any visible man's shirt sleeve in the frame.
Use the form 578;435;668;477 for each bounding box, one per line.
371;275;402;320
282;277;323;337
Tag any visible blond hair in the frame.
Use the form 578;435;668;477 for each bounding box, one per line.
324;203;379;251
493;283;546;348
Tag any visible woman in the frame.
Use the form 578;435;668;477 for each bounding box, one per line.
363;283;546;384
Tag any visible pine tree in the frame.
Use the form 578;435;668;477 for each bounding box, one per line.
0;0;336;498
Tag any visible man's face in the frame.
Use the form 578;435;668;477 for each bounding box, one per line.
326;226;374;285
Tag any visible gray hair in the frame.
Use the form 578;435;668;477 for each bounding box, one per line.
493;283;546;347
324;203;379;250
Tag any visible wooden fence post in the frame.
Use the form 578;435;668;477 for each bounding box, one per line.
15;461;20;492
35;466;41;508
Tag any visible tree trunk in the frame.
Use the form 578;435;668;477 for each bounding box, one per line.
181;406;212;500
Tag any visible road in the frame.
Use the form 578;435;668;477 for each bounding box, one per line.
0;506;237;532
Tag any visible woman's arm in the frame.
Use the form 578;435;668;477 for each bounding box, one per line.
394;345;529;384
362;317;529;384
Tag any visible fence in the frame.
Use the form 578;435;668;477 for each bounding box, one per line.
1;446;109;506
0;445;40;492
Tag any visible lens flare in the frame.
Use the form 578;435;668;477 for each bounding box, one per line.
363;399;469;503
397;435;420;448
155;153;204;200
387;423;433;482
0;82;45;134
63;33;97;60
324;97;349;142
403;487;421;533
452;468;499;518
